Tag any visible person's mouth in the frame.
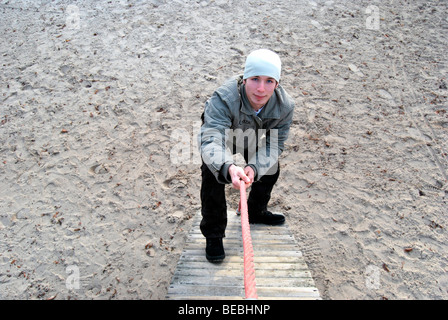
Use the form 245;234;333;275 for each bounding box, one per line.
254;94;266;100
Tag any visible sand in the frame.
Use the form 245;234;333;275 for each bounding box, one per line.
0;0;447;300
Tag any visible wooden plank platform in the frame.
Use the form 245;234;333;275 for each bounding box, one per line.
166;211;321;300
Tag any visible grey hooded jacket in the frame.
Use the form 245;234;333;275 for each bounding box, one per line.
199;75;295;184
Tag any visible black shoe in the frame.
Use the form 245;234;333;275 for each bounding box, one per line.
249;211;285;225
206;238;225;262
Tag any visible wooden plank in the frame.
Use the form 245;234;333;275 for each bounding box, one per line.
178;255;304;263
190;224;293;234
189;226;293;235
184;243;300;251
170;275;316;287
168;284;244;297
177;261;310;271
186;238;297;245
172;268;313;279
166;211;320;300
167;285;320;298
187;233;294;240
179;249;303;257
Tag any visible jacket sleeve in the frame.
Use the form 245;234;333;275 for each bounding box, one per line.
199;92;235;184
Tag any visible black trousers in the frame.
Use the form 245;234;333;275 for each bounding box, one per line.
200;161;280;238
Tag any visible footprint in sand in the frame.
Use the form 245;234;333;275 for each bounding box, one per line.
89;163;109;175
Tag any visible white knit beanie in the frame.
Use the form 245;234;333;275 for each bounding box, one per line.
243;49;282;82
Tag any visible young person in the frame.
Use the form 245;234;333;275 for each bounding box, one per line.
199;49;295;262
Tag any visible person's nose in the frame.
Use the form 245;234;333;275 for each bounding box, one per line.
257;81;265;93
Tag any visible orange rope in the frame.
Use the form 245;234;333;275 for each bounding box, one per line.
238;180;258;300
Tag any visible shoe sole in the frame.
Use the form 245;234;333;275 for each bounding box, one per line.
206;254;225;263
249;219;285;226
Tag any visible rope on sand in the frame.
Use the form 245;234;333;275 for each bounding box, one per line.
238;180;258;300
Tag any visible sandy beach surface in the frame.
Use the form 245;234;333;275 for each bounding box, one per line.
1;0;447;300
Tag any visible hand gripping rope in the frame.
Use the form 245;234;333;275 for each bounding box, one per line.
237;180;258;300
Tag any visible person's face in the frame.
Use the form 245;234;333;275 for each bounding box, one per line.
243;76;278;111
